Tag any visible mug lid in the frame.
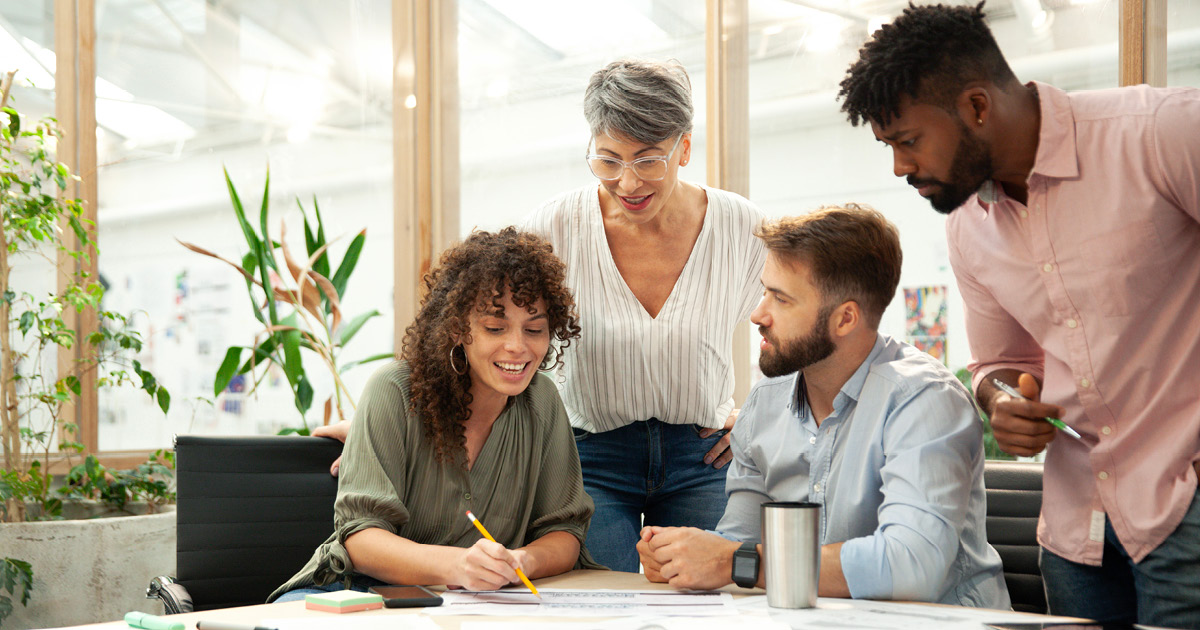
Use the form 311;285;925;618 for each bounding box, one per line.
760;501;820;509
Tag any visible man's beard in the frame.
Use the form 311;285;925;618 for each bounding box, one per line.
759;306;837;378
909;122;993;214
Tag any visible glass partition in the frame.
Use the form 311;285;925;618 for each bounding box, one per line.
744;0;1120;383
1167;1;1200;87
95;0;393;449
0;0;60;452
457;0;709;235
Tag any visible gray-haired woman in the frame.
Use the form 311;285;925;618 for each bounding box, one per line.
524;59;767;572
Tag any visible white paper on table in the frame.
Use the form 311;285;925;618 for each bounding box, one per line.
462;616;792;630
261;616;440;630
735;595;1082;630
426;588;738;617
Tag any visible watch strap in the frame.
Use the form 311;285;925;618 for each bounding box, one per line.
731;541;760;588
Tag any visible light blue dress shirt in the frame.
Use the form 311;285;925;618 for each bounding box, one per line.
717;333;1010;609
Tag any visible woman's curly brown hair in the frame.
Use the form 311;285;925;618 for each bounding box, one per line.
401;227;580;466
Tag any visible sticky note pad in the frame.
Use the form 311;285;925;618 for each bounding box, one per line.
304;590;384;613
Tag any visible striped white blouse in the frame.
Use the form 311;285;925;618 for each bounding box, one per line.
524;184;767;433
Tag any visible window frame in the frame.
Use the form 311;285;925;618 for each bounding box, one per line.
44;0;1162;465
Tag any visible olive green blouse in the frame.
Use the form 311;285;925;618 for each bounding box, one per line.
269;361;599;601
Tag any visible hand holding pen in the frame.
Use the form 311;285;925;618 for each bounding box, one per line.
987;373;1074;457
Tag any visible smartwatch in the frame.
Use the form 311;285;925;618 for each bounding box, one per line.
731;541;760;588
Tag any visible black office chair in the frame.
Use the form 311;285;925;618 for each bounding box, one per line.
984;460;1045;614
146;435;343;612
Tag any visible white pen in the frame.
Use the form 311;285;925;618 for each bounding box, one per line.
992;378;1082;439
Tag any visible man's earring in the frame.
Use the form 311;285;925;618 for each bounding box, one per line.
977;117;984;125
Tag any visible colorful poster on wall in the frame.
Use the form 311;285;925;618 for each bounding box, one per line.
904;285;948;364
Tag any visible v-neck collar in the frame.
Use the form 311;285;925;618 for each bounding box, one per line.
590;184;712;321
464;396;518;476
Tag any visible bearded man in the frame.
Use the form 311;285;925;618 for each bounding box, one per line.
838;4;1200;626
636;205;1009;609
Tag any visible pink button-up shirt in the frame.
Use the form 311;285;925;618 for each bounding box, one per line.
946;81;1200;564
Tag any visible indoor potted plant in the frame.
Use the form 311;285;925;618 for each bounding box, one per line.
179;169;389;434
0;70;175;628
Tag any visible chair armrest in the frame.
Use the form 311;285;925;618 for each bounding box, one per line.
146;575;194;614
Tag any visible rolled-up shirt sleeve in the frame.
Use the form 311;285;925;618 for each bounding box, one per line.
839;380;983;601
311;370;412;584
714;388;771;543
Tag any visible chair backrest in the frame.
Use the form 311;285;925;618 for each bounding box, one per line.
983;460;1045;614
175;434;342;610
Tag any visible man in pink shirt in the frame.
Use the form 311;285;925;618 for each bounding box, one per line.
837;3;1200;628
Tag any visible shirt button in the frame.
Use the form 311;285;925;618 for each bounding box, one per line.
1098;471;1109;480
1042;263;1053;273
1081;378;1091;388
1020;209;1029;218
464;492;472;500
808;436;817;445
1066;318;1078;329
813;483;822;493
1101;426;1112;435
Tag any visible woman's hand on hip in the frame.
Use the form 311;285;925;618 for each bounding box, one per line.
699;409;738;469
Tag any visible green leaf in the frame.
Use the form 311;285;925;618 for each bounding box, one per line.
280;327;304;387
334;310;380;346
156;387;171;414
238;338;278;374
5;106;19;136
339;352;394;374
214;347;244;396
295;375;313;415
331;229;365;301
224;167;262;259
18;311;35;335
258;167;276;270
85;455;103;482
301;197;331;280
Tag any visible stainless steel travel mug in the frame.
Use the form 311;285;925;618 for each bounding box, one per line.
761;501;820;608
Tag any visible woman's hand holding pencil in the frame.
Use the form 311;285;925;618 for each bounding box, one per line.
466;510;542;597
445;534;533;592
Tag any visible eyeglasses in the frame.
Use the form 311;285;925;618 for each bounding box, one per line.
585;135;683;182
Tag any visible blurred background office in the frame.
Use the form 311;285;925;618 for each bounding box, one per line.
1;0;1195;460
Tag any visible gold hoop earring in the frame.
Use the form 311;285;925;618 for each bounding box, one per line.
449;344;468;376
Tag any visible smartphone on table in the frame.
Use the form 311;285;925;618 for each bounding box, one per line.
984;619;1142;624
368;584;444;608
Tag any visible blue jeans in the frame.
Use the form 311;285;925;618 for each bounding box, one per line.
1040;487;1200;629
573;418;729;572
274;575;390;603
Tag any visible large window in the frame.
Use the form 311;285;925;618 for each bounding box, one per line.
94;0;393;449
457;0;708;234
8;0;1178;459
1167;1;1200;86
745;0;1121;382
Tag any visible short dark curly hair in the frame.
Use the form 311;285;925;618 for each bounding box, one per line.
400;227;580;466
838;2;1017;127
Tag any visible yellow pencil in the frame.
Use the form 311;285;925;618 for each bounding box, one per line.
465;510;541;598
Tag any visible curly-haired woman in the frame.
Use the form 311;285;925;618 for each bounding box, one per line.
270;228;597;601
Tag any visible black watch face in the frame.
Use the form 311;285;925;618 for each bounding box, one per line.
732;549;757;583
